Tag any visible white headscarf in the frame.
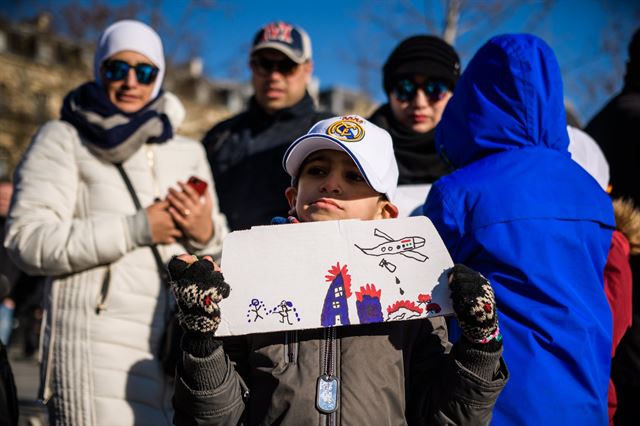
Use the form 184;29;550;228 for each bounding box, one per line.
567;125;610;191
94;20;165;99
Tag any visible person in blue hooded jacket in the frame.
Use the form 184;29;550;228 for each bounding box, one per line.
423;34;615;424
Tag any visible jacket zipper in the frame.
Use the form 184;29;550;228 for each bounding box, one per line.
145;145;161;200
286;330;298;363
39;279;55;404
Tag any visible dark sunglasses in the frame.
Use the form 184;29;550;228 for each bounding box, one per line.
250;56;299;76
392;78;451;103
101;59;159;85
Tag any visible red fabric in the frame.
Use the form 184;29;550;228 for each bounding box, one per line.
604;230;633;424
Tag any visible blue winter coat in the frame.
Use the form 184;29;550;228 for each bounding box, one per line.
423;34;615;425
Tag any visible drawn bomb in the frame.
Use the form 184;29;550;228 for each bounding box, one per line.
355;228;428;262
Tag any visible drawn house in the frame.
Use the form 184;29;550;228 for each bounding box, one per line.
356;284;383;324
386;300;424;321
321;263;352;327
417;293;441;314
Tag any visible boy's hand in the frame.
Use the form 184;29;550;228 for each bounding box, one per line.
168;254;231;356
448;264;500;345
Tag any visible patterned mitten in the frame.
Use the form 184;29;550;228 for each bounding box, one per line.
449;264;501;348
168;256;231;357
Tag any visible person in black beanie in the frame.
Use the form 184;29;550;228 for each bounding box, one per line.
586;27;640;426
369;35;460;216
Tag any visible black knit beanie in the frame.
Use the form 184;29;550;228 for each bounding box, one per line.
383;35;461;95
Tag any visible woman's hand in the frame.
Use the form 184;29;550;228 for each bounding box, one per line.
146;199;183;244
167;181;214;245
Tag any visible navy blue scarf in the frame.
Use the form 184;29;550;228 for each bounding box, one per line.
61;82;173;163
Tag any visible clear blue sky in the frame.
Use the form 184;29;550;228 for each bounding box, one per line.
4;0;640;123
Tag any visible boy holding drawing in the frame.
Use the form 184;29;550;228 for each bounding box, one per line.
170;116;508;425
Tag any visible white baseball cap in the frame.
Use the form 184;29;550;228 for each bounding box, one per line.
283;115;399;202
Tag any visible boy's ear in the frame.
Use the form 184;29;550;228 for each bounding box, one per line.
379;200;399;219
284;187;298;215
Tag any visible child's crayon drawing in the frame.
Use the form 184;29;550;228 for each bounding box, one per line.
218;217;454;336
270;300;301;325
378;258;397;273
386;300;424;321
355;284;383;323
417;293;441;314
355;228;428;262
321;263;352;327
246;298;267;323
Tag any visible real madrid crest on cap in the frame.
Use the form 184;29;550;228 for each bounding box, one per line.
326;116;365;142
283;114;399;202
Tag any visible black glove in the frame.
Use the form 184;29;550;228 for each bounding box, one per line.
168;256;231;357
449;264;500;346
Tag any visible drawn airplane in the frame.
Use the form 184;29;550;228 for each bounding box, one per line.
355;228;428;262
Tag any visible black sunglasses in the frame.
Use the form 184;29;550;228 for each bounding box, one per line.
392;78;451;103
102;59;159;85
250;56;299;76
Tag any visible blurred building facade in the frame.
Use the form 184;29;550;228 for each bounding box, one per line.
0;14;374;176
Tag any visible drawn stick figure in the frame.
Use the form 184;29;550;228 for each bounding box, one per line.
247;298;266;322
273;300;294;325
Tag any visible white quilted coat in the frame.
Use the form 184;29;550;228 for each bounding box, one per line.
4;95;227;425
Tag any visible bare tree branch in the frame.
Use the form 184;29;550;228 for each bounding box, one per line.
442;0;461;44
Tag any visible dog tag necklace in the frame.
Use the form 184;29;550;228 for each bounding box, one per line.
316;326;339;414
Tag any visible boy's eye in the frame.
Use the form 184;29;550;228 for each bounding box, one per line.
346;171;365;182
304;166;326;176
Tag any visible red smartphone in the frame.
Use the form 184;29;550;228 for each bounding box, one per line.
187;176;208;196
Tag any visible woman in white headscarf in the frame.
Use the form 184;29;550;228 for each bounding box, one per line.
4;20;227;425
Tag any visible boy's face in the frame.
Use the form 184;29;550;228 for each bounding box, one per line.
285;149;398;222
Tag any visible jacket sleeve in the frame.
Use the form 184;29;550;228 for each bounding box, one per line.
412;317;508;425
173;338;248;426
4;121;146;276
182;141;228;262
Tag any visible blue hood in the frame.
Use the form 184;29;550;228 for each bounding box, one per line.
437;34;569;169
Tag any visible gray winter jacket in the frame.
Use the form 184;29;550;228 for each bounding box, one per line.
173;317;508;425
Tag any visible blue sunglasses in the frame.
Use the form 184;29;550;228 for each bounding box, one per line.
392;78;451;103
102;59;159;85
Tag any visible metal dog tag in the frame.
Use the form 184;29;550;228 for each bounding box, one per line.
316;374;339;414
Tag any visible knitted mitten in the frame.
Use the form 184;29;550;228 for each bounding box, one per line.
168;256;231;357
449;264;501;349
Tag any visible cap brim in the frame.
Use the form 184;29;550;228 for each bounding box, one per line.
283;134;373;189
251;43;307;64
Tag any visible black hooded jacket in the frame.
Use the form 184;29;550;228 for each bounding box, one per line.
203;93;331;231
586;58;640;386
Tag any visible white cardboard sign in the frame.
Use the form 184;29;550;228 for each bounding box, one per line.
216;216;453;336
